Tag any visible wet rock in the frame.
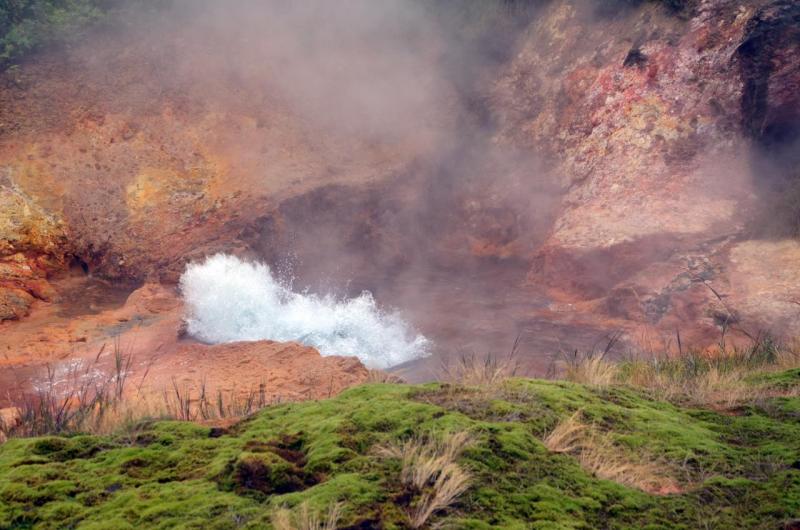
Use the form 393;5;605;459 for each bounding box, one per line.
0;279;368;407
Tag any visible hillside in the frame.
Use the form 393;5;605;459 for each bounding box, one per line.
2;370;799;529
1;0;799;376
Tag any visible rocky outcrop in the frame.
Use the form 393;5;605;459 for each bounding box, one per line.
491;0;800;347
0;174;66;321
0;8;444;286
138;340;368;403
737;0;800;144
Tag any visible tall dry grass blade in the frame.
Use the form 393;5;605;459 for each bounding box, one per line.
376;430;473;527
270;501;342;530
543;412;680;494
410;462;470;528
543;410;586;453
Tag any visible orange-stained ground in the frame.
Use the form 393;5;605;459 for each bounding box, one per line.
0;278;368;408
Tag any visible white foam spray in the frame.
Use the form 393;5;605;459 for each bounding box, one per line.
179;253;430;369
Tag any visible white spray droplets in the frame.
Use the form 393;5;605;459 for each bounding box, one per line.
179;253;430;369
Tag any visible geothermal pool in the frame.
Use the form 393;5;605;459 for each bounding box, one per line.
0;250;626;408
179;253;624;380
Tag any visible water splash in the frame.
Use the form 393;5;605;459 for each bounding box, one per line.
179;253;430;369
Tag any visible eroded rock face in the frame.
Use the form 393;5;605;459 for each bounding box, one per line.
491;0;800;347
0;175;66;321
0;2;453;287
0;0;798;359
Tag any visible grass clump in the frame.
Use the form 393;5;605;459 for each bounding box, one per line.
556;336;800;409
271;501;342;530
439;336;521;387
376;430;473;528
544;410;680;494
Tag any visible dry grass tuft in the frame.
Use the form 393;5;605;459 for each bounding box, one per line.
365;369;406;384
410;462;471;528
563;355;619;387
542;410;586;454
775;343;800;370
2;343;278;440
271;502;342;530
544;411;680;494
622;362;756;407
162;378;273;422
440;336;521;387
558;335;800;409
2;344;140;437
552;333;622;388
376;430;473;528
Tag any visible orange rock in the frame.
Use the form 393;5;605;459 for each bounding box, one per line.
137;340;368;404
0;287;35;321
0;407;20;431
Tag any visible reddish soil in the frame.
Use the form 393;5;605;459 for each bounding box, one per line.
0;280;368;408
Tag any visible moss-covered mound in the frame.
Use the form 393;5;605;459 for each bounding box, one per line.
2;375;799;529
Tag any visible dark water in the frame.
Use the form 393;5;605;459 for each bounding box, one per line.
53;275;135;318
289;260;625;382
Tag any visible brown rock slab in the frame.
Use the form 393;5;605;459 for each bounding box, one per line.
138;340;369;404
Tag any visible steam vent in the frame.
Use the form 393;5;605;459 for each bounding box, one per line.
1;1;799;528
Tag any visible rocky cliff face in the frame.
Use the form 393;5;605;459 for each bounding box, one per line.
0;0;798;357
0;172;66;320
0;4;441;322
491;0;800;348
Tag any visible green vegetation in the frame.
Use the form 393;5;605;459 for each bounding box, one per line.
0;0;168;68
0;0;106;67
1;371;799;529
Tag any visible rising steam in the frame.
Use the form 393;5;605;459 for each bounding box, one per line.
179;254;430;369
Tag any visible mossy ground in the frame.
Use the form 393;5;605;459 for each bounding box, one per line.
1;372;799;529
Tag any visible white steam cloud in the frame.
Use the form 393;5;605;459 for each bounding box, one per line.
179;254;430;369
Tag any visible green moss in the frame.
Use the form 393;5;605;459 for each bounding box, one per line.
747;368;800;391
1;377;800;529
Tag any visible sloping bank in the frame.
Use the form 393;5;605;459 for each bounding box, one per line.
1;372;799;529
